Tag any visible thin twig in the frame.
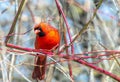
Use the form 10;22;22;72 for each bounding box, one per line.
58;0;103;54
55;0;74;55
5;0;27;44
55;0;74;80
26;2;35;23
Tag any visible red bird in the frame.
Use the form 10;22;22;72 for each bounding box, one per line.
32;22;60;80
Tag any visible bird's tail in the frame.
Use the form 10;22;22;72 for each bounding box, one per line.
32;54;46;80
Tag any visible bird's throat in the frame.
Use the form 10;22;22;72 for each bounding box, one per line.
38;31;45;37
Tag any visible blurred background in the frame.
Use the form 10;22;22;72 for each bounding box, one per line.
0;0;120;82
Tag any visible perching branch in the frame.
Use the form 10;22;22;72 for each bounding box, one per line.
2;43;120;81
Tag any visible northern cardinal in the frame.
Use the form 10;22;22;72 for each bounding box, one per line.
32;22;60;80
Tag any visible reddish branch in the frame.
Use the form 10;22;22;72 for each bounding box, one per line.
6;43;53;56
74;57;120;81
62;55;120;81
4;43;120;81
55;0;74;80
55;0;74;55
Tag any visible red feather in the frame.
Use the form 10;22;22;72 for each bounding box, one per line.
32;22;60;80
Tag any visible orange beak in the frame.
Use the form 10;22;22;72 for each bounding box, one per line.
34;30;40;34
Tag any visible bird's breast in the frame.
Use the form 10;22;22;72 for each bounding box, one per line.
35;30;60;50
